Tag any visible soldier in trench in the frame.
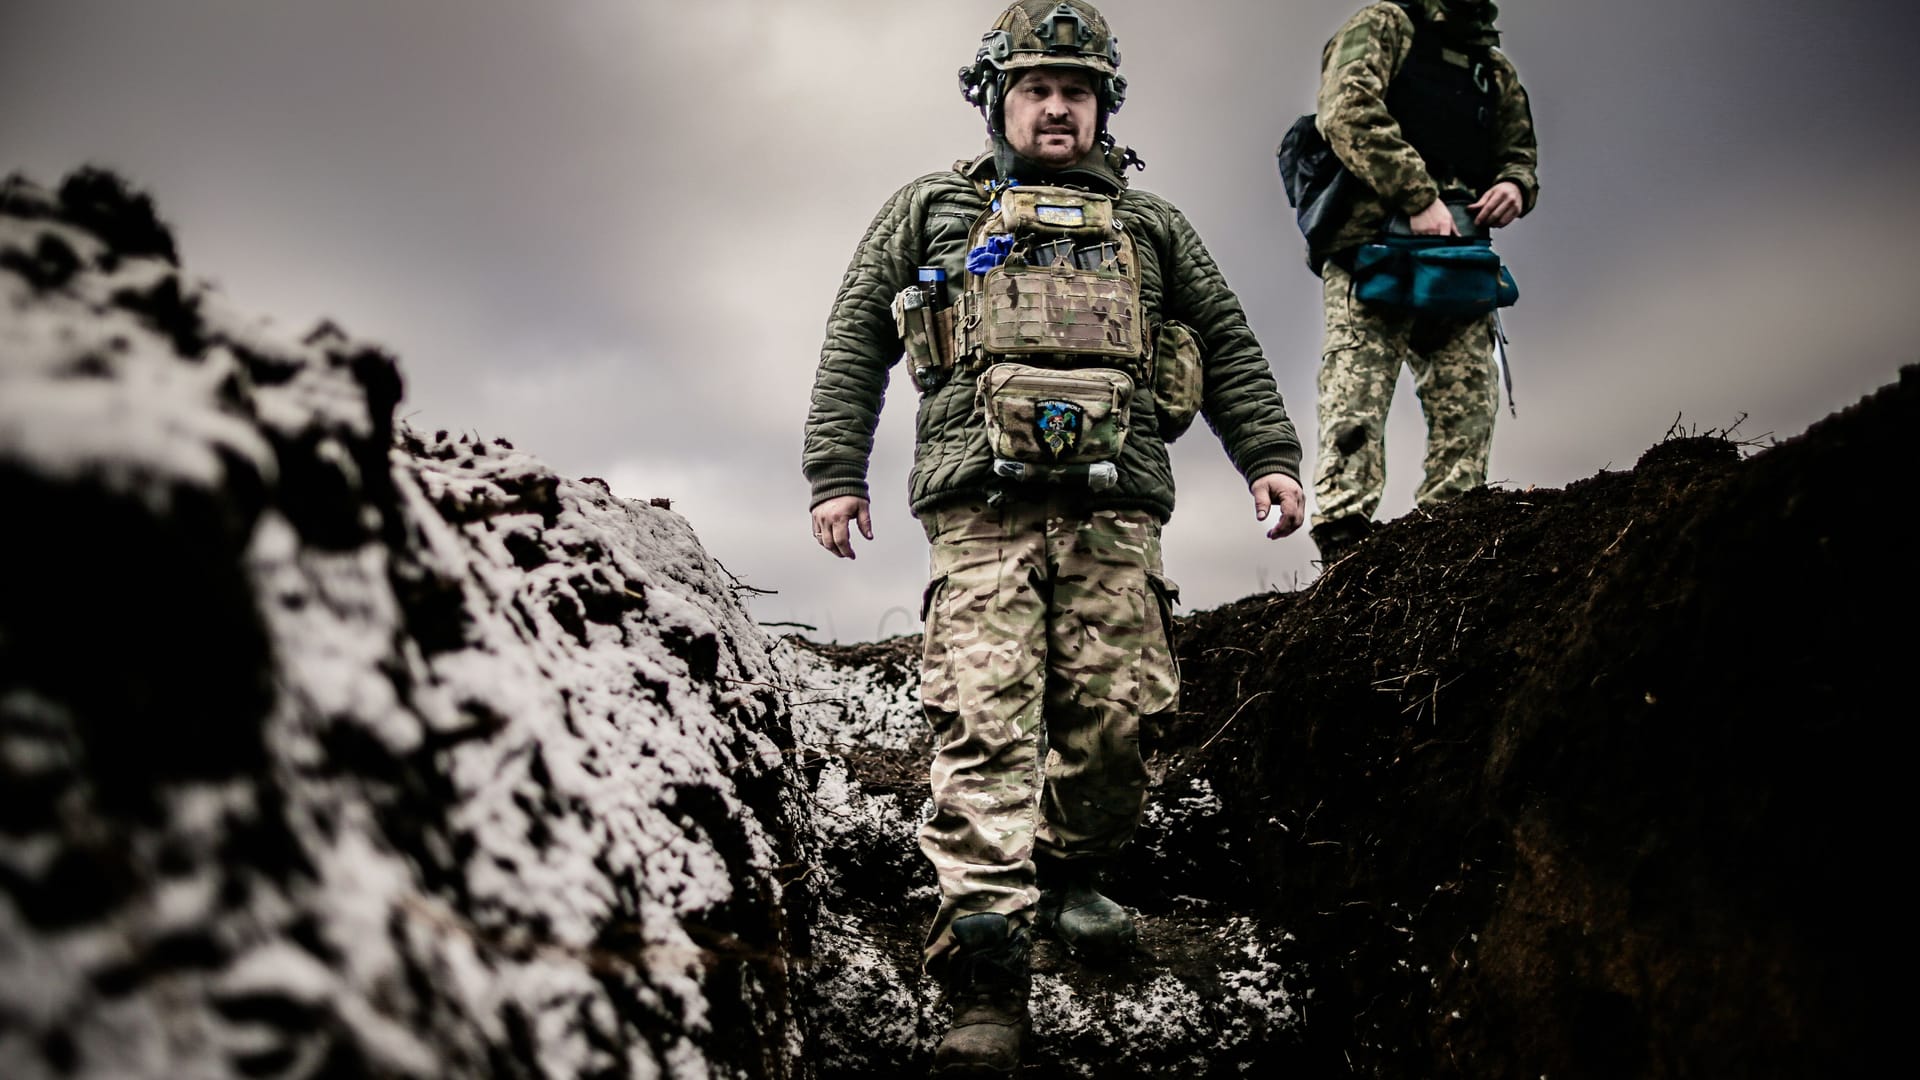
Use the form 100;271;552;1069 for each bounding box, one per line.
801;2;1307;1075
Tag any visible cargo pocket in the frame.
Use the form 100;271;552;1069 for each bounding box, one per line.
1140;571;1181;716
919;573;956;721
1324;322;1362;358
1322;266;1364;359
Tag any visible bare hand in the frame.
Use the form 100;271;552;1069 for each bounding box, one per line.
1468;181;1524;228
1250;473;1306;540
811;495;872;559
1409;198;1458;236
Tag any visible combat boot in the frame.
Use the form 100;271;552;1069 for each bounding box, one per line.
1311;514;1374;565
1035;857;1138;961
932;912;1030;1078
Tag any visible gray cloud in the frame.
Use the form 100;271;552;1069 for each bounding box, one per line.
5;0;1917;641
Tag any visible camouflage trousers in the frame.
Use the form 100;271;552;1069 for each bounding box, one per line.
916;495;1179;973
1311;260;1502;530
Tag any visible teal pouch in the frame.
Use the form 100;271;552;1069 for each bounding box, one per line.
1352;236;1518;316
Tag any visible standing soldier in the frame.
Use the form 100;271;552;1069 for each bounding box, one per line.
1305;0;1539;562
802;2;1306;1073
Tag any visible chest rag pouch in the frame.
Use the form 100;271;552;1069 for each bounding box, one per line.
977;362;1134;466
1353;236;1519;317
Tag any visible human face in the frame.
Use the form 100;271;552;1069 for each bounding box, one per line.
1002;67;1098;168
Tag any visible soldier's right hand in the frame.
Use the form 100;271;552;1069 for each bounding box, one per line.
811;495;873;560
1408;197;1458;236
1468;181;1524;229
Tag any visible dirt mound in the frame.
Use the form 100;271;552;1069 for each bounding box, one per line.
798;370;1911;1077
1;168;807;1080
1156;369;1914;1077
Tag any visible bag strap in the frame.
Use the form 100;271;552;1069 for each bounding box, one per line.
1493;309;1516;418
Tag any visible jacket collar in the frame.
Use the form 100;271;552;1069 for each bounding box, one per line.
959;147;1129;196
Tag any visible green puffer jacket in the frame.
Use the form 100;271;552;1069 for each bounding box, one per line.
804;152;1301;521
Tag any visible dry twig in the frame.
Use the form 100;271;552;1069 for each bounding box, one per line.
1198;690;1274;753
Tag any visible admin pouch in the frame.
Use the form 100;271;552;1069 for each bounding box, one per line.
1351;235;1518;317
976;362;1134;466
993;185;1118;238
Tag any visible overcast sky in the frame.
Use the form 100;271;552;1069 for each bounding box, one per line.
5;0;1917;643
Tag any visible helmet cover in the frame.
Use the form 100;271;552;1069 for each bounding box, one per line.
960;1;1128;121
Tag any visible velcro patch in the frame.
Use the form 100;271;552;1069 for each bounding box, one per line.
1333;23;1374;68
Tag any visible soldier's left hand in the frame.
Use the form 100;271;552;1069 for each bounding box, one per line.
1250;473;1305;540
811;495;872;559
1469;181;1524;228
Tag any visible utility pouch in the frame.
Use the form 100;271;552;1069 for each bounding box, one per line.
976;362;1133;466
892;286;956;392
1352;235;1518;317
1152;320;1203;441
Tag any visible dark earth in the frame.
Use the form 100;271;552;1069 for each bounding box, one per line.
806;367;1913;1078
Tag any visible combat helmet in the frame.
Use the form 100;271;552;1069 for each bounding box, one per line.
959;0;1132;173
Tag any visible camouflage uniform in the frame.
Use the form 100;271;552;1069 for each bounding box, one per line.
916;496;1178;962
802;1;1302;992
1310;0;1539;534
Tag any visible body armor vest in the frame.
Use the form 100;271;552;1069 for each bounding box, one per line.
947;184;1148;476
954;184;1147;377
1384;5;1499;192
890;169;1201;457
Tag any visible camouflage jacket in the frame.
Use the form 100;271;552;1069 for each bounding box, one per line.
804;152;1301;521
1315;0;1539;259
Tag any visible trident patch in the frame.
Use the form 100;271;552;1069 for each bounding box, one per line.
1036;399;1083;459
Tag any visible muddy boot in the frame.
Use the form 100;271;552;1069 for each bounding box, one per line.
1035;858;1138;961
932;912;1030;1078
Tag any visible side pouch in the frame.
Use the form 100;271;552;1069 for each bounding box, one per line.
1407;243;1504;316
1352;242;1411;307
976;362;1134;466
1352;237;1518;317
1152;320;1203;442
